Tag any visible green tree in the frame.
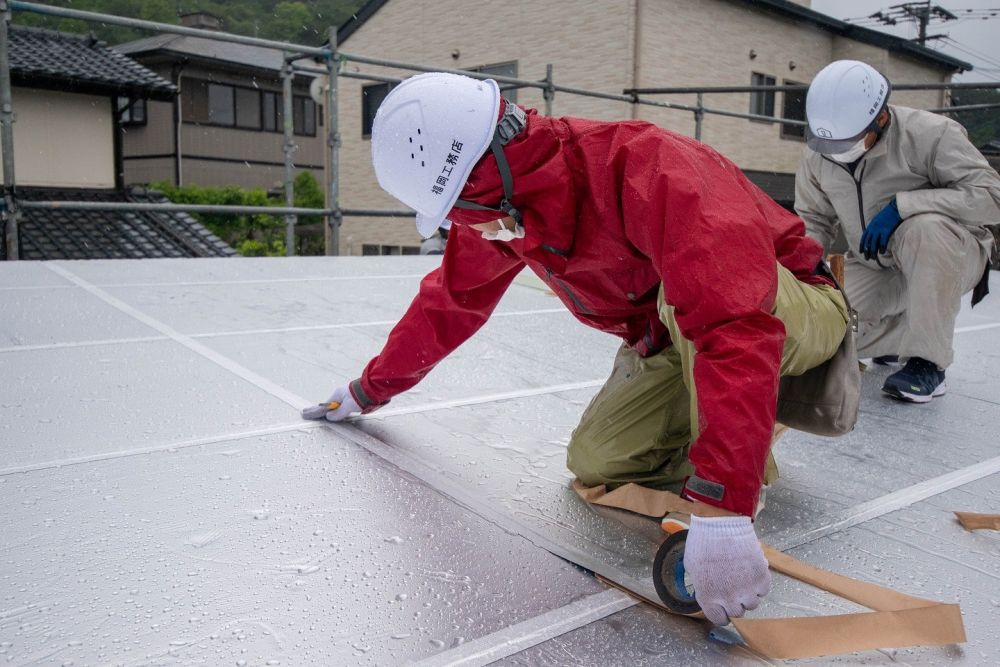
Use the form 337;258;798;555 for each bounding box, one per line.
152;172;327;257
951;89;1000;148
13;0;365;45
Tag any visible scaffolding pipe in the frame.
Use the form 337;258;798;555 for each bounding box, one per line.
339;51;546;90
341;208;413;218
544;64;554;117
339;70;402;85
930;102;1000;113
694;93;704;141
19;201;332;215
326;27;341;256
281;59;296;256
0;0;17;260
626;81;1000;95
10;1;330;57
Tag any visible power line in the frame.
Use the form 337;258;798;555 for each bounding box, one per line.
940;36;1000;71
843;3;1000;44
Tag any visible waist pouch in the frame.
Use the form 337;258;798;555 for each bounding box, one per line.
775;262;861;437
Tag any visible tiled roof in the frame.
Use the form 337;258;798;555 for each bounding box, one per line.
6;188;236;260
10;25;176;101
116;34;324;76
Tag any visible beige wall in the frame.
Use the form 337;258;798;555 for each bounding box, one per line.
335;0;637;255
832;38;949;108
2;87;114;188
634;0;839;172
335;0;957;255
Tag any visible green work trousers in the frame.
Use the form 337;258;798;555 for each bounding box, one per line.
567;264;849;491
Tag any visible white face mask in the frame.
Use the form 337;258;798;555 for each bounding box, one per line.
829;137;868;164
481;222;525;242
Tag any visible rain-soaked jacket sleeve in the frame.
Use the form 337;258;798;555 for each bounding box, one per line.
794;154;841;253
351;224;525;411
623;139;786;518
895;119;1000;226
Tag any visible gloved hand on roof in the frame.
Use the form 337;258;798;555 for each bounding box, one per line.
301;384;361;422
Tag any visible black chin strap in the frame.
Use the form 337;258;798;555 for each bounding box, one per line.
453;100;526;225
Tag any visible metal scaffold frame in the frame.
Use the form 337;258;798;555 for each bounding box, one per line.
2;0;999;260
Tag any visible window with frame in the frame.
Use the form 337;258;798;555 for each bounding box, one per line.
781;79;806;140
293;96;316;136
262;91;282;132
235;87;261;129
468;61;518;103
183;80;311;135
362;83;393;138
749;72;776;118
117;97;147;126
208;83;235;126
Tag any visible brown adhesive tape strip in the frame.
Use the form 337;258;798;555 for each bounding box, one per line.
954;511;1000;531
573;481;966;659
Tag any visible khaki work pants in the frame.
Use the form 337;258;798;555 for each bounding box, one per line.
567;264;849;491
846;214;990;369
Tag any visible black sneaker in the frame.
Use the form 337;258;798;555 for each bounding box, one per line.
882;357;947;403
872;355;900;366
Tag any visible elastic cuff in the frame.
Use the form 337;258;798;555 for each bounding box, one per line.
689;514;753;537
349;378;387;413
682;474;757;517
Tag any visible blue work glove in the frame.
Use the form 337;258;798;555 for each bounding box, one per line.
859;199;902;261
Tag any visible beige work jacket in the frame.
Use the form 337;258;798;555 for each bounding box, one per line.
795;105;999;265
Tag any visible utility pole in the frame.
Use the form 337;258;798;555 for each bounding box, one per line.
867;2;957;46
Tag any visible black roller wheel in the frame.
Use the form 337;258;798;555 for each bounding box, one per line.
652;529;701;615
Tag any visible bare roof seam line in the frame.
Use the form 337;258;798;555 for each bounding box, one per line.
0;421;321;477
0;275;428;289
771;454;1000;552
1;312;987;356
0;309;572;355
43;262;313;411
0;379;600;477
363;380;606;421
407;588;637;667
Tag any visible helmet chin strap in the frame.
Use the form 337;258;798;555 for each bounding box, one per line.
453;100;526;226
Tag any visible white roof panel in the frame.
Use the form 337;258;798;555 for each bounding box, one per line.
2;257;998;665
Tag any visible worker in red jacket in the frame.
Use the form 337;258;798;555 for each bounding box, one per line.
304;73;850;625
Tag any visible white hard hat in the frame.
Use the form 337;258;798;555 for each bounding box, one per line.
805;60;890;155
371;73;501;238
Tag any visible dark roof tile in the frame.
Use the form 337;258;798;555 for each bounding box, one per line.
11;25;177;100
6;187;236;260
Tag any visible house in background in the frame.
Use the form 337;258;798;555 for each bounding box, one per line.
115;12;325;192
330;0;970;256
2;25;233;260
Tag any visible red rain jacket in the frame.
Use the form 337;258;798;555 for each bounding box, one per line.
350;109;827;517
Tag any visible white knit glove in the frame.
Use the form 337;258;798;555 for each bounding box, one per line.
684;514;770;625
301;385;361;422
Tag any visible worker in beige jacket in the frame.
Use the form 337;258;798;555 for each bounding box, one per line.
796;60;999;403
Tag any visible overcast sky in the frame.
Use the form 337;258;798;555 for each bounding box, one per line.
811;0;1000;82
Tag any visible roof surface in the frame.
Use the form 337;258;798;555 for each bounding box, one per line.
7;188;236;260
337;0;970;72
10;25;176;101
1;256;997;665
116;33;324;76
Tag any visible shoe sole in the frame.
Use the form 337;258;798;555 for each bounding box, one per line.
882;381;947;403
